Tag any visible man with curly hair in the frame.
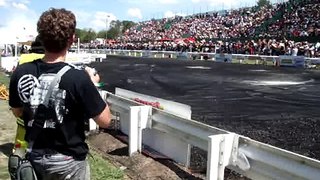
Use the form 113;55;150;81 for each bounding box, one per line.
9;8;111;180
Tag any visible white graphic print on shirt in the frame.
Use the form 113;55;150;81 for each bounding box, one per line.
18;73;67;129
17;74;39;103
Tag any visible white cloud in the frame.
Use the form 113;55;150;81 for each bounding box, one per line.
0;13;37;43
0;1;34;43
0;0;29;9
12;2;28;10
127;8;142;19
70;9;117;31
72;10;92;25
90;12;117;31
164;11;186;18
0;0;8;7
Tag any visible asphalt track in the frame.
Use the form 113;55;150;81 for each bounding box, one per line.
91;55;320;161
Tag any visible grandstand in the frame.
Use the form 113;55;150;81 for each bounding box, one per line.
92;0;320;58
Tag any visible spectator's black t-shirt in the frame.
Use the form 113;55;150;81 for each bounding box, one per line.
9;59;106;160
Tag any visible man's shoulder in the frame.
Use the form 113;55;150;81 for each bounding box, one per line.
65;65;86;76
63;66;90;83
14;60;39;74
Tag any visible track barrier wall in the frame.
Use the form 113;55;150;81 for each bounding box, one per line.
94;87;320;180
73;48;320;68
2;49;320;72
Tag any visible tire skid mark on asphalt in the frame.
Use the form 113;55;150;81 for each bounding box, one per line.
263;95;318;106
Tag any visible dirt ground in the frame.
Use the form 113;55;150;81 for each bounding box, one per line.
87;130;248;180
0;100;16;180
87;130;207;180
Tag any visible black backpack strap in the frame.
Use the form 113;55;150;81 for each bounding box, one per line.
42;65;71;107
27;65;71;152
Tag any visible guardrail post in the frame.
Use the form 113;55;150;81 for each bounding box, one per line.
129;105;152;156
207;133;237;180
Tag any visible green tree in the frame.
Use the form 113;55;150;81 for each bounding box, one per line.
107;26;120;40
257;0;272;8
121;20;135;33
75;20;135;41
75;28;86;41
82;28;97;43
97;30;107;39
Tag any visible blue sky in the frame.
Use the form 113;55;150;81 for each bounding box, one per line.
0;0;282;43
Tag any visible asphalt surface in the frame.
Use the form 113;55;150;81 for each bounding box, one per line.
92;55;320;161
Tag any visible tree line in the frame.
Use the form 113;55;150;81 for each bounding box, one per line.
75;20;135;43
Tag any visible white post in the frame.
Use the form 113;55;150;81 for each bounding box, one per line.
207;134;237;180
129;106;152;156
15;42;18;58
5;44;7;55
77;38;80;53
105;15;110;43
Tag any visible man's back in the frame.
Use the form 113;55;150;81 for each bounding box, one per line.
9;59;106;160
9;8;110;180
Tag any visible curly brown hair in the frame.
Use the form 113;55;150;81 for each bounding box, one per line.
37;8;76;53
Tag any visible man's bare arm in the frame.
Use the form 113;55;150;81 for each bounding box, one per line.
93;105;111;128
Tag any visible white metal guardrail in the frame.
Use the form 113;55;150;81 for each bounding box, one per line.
98;88;320;180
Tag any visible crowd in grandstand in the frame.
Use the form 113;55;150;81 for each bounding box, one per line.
85;0;320;57
265;0;320;38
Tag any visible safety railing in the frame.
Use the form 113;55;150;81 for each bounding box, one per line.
70;48;320;66
97;88;320;180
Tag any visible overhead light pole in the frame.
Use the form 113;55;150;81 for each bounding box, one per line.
106;15;110;44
